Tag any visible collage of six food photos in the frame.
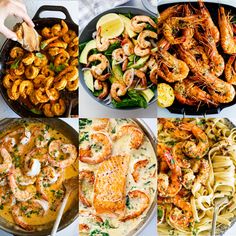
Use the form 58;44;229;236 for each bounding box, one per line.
0;0;236;235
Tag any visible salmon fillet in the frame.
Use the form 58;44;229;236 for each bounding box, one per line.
93;155;130;216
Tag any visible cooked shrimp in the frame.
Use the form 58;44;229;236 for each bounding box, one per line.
112;48;126;63
110;82;127;102
150;67;158;84
35;88;49;103
36;166;59;200
0;148;12;174
96;26;110;51
131;15;157;33
79;132;112;164
91;119;109;131
41;27;54;38
43;104;54;117
192;159;210;194
158;195;193;230
3;74;18;89
8;168;36;202
48;140;77;168
22;53;35;66
158;49;189;82
132;159;149;182
94;80;109;99
122;34;134;56
134;45;151;57
120;190;150;221
10;47;24;59
218;7;236;54
66;79;79;91
54;49;70;66
172;142;191;168
40;36;59;50
14;168;36;186
157;148;182;197
163;15;205;44
198;0;220;43
180;123;209;159
123;69;147;88
225;56;236;85
34;54;48;67
25;65;39;79
137;30;157;49
19;80;34;99
56;65;78;82
88;54;110;81
116;124;144;149
79;170;94;207
63;29;77;43
51;98;66;116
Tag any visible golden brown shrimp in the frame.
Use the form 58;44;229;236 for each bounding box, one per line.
48;41;68;49
19;80;34;99
134;45;151;57
158;195;193;231
43;104;54;117
132;159;149;182
163;15;205;44
68;37;78;57
158;49;189;83
123;69;147;88
3;74;18;89
218;7;236;54
34;53;48;67
150;67;158;85
172;142;191;168
56;65;78;82
0;148;12;174
94;80;109;99
22;53;35;66
122;34;134;56
10;47;24;59
174;79;218;106
54;77;67;91
40;36;59;50
63;29;77;43
51;98;66;116
116;124;144;149
54;49;70;66
35;88;49;103
198;0;220;43
79;132;112;164
157;147;182;197
41;27;54;38
96;26;110;52
79;170;94;207
25;65;39;79
180;122;209;159
91;118;109;131
112;48;126;63
110;82;127;102
137;30;157;49
12;62;25;76
225;56;236;85
52;20;68;36
120;190;150;221
8;79;22;100
66;79;79;91
131;15;157;33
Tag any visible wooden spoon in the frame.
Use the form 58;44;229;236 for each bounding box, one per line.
51;176;78;236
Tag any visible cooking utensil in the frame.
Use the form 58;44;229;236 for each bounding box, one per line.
51;176;78;236
0;118;78;236
157;2;236;115
79;7;157;110
0;5;78;117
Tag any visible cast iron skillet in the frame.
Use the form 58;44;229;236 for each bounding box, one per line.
158;1;236;116
0;5;78;117
79;6;157;110
0;118;78;236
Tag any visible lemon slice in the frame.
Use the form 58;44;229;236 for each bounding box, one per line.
96;13;124;39
157;83;175;108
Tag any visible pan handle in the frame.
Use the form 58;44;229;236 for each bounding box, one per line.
33;5;74;23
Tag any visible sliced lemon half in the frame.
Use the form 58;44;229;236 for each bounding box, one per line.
96;13;125;39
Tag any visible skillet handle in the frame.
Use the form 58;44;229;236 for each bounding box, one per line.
33;5;74;23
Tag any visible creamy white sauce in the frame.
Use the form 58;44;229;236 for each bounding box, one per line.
79;119;157;236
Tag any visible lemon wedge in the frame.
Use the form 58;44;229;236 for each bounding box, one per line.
96;13;125;39
157;83;175;108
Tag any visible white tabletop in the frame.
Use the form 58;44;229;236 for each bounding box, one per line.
79;0;157;118
0;0;78;118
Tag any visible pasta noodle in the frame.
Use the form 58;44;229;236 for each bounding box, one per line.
157;118;236;236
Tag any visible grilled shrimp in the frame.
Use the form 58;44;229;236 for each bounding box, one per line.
94;80;109;99
131;15;157;33
172;142;191;168
96;26;110;51
218;7;236;54
0;147;12;174
134;45;151;57
122;34;134;56
88;54;110;81
79;170;94;207
79;132;112;164
163;15;205;44
137;30;157;49
8;168;36;202
120;190;150;221
110;82;127;102
174;79;218;106
123;69;147;88
198;0;220;43
115;124;144;149
158;49;189;83
180;123;209;159
157;146;182;197
225;56;236;85
48;140;77;168
158;195;193;231
112;48;126;63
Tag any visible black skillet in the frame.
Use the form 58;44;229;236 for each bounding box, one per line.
0;118;78;236
158;1;236;116
0;5;78;117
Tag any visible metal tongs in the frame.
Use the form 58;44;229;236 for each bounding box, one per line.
211;197;229;236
